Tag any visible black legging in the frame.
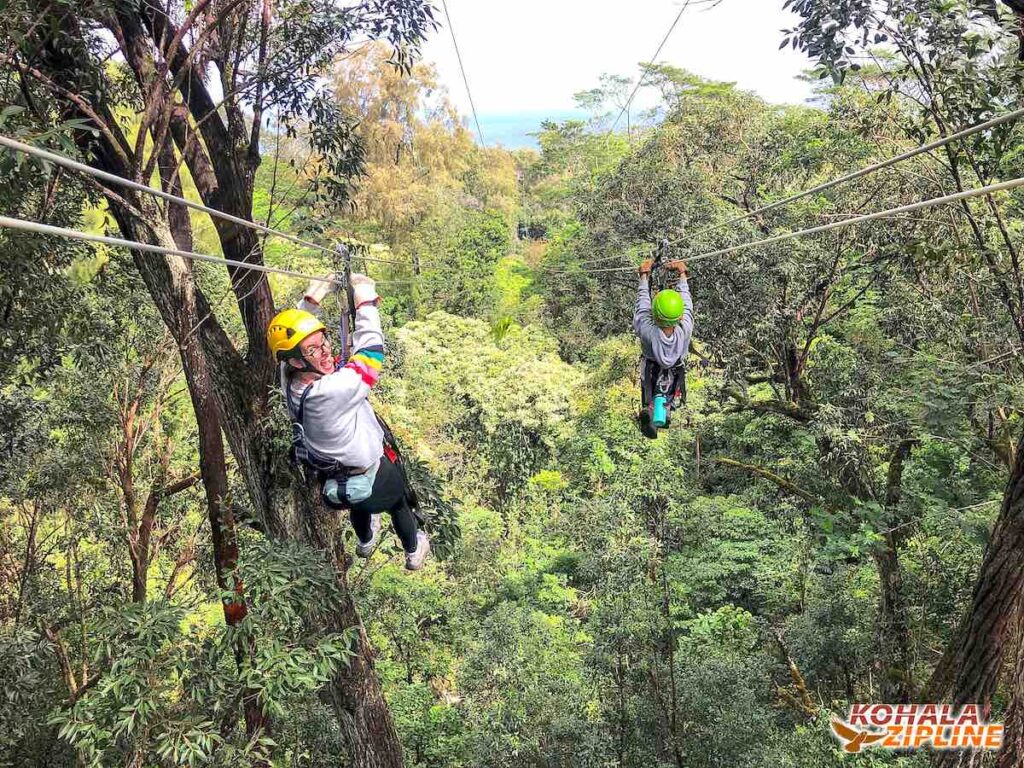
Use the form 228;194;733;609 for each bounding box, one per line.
348;455;419;553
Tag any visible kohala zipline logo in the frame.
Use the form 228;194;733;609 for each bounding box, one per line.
830;705;1003;753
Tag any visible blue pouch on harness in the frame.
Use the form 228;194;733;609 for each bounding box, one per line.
322;477;348;509
344;463;377;504
323;463;378;508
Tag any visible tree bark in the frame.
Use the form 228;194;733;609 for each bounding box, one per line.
133;2;276;384
131;473;201;603
30;11;406;766
996;609;1024;768
289;482;405;768
873;439;916;704
931;429;1024;768
872;542;914;703
179;322;270;744
949;430;1024;706
110;197;270;744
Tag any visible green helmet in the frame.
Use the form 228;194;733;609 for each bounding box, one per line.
652;289;685;326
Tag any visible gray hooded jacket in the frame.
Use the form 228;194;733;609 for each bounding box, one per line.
633;274;694;369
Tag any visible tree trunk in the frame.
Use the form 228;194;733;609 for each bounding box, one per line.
32;13;407;765
132;3;276;387
931;429;1024;768
873;439;917;704
191;383;271;746
324;606;406;768
872;540;914;703
109;198;270;745
179;334;269;741
130;497;153;604
818;435;918;704
949;430;1024;706
996;610;1024;768
287;481;404;768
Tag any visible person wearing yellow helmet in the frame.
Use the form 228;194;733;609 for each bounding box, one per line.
633;257;694;438
267;307;329;372
267;273;430;570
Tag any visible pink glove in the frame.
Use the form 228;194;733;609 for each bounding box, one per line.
350;273;379;307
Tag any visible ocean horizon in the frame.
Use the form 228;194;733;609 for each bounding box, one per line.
472;109;590;149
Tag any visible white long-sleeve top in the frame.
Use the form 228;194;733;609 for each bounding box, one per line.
632;275;695;369
280;297;385;472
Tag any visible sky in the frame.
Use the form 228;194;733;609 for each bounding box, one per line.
419;0;818;147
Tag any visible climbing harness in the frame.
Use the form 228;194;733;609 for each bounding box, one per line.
639;356;686;431
283;261;421;516
286;373;420;513
638;240;687;438
287;383;358;474
285;379;359;509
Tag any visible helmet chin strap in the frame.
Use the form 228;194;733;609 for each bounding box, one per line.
288;351;320;375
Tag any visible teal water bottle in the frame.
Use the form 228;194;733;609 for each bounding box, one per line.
652;395;668;428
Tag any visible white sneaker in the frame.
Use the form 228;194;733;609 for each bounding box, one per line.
355;514;382;557
404;531;431;571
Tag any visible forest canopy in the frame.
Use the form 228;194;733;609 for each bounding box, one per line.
2;1;1024;767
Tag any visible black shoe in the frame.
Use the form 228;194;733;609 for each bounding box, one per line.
638;410;658;440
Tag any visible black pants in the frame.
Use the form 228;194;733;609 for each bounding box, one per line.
349;455;419;553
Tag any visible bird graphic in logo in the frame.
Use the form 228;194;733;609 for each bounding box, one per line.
831;718;889;753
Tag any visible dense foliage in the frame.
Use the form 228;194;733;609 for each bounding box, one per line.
4;1;1024;766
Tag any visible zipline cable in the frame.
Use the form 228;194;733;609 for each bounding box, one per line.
440;0;485;147
541;106;1024;275
572;174;1024;272
0;214;420;286
670;104;1024;245
608;0;692;136
538;251;637;272
0;134;414;267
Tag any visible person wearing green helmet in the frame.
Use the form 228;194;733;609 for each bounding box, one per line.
633;257;694;437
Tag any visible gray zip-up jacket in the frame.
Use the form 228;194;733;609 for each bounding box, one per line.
280;297;385;473
633;274;694;369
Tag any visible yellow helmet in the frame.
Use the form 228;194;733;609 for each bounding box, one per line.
267;308;326;361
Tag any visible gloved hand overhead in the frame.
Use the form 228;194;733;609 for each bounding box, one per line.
350;273;379;307
665;259;689;278
305;272;343;305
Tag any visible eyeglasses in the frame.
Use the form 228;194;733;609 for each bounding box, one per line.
301;336;332;360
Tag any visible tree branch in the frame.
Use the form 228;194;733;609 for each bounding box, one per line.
771;627;818;720
18;63;132;169
722;385;818;422
158;471;203;498
714;456;824;505
884;438;918;510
